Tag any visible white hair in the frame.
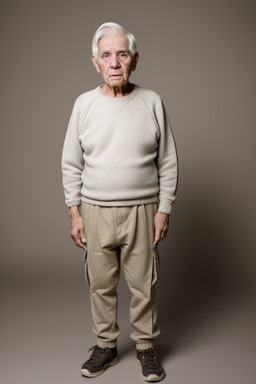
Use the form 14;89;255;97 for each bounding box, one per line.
92;22;137;60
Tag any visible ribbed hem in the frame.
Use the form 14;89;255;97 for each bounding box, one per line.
66;199;81;207
158;198;173;215
82;195;158;207
97;339;117;349
136;341;155;350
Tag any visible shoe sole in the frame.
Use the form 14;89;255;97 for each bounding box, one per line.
81;357;118;378
137;359;165;382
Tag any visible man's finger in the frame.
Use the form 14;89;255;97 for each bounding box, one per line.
153;229;161;246
75;236;86;249
80;228;87;244
71;231;85;249
160;229;167;241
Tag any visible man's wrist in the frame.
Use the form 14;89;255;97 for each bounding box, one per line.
69;205;81;218
157;211;169;216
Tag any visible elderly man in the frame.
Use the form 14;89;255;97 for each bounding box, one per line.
62;22;178;382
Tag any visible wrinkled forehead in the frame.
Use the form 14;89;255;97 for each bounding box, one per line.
97;33;130;51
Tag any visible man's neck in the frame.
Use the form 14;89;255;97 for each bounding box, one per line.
100;83;134;98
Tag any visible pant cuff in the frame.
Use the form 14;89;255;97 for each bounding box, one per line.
97;339;117;349
136;341;155;350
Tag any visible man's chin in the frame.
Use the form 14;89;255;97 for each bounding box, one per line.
109;77;125;83
106;82;129;89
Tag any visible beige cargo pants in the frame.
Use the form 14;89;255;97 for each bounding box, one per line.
81;202;160;350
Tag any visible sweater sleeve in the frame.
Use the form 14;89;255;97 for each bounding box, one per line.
61;98;84;207
154;98;178;215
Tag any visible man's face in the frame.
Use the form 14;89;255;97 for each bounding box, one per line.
92;33;138;88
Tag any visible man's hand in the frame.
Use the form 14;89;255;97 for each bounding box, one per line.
153;211;169;246
69;206;86;249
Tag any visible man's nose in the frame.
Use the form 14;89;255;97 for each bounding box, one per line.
110;56;120;68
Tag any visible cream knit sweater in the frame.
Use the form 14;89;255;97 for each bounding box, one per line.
62;85;178;214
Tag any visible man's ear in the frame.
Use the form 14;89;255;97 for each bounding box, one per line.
91;56;101;73
132;52;139;71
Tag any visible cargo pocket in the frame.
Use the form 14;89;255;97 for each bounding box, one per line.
84;246;90;286
152;245;160;286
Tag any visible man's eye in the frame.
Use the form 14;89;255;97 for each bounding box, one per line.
120;53;127;57
103;54;109;58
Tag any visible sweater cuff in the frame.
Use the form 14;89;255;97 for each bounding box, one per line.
66;199;81;208
158;198;173;215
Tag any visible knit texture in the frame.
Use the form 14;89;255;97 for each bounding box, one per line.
62;85;178;214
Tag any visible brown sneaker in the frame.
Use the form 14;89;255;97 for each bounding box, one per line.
81;345;118;377
137;348;165;382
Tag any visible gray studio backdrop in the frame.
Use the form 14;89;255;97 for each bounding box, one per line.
1;1;256;384
1;0;256;331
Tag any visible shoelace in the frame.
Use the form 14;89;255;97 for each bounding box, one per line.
87;345;108;363
141;349;161;369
